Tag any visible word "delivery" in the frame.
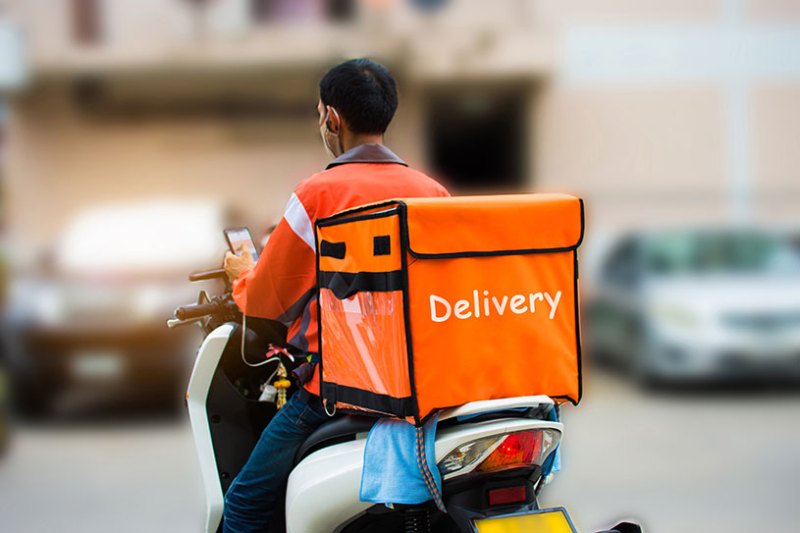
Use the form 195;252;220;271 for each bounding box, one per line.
429;290;563;323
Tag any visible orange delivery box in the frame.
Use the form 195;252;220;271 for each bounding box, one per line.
315;193;585;423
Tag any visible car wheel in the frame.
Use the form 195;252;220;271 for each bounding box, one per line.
10;376;57;420
633;360;662;390
630;329;665;390
0;410;10;457
0;369;9;456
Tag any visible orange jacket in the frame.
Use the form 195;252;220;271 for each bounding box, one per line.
233;144;449;395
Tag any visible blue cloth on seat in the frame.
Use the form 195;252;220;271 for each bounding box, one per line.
359;414;443;509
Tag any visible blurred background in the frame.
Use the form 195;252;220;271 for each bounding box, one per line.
0;0;799;531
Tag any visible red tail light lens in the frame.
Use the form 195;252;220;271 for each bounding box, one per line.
477;430;543;473
487;485;528;506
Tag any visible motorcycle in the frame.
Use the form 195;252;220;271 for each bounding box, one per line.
169;242;642;533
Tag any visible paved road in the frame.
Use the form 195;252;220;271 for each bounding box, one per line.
541;372;800;533
0;394;204;533
1;372;799;532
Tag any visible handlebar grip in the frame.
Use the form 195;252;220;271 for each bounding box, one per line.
175;301;220;321
189;269;226;282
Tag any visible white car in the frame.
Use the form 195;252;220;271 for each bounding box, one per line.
5;201;226;415
586;228;800;384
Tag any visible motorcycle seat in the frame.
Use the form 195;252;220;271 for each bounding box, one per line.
293;396;555;465
294;414;377;464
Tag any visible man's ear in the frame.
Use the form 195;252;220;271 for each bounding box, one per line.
326;105;342;133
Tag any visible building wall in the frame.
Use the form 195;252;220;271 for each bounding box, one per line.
4;0;800;251
534;0;800;229
4;82;430;248
6;87;324;247
535;86;730;227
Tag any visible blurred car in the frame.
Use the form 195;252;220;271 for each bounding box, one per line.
586;228;800;384
4;201;225;416
0;363;9;454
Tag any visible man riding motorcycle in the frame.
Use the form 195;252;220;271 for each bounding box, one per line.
221;58;449;532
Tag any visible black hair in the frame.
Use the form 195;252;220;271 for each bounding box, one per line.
319;58;398;135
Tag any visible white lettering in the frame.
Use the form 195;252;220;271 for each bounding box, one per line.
454;299;472;319
529;292;544;312
509;295;527;314
491;295;509;315
544;291;562;320
430;294;452;323
429;290;564;323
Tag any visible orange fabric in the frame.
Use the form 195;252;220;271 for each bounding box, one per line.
408;253;579;418
403;193;583;255
232;157;448;396
317;214;403;274
316;194;583;419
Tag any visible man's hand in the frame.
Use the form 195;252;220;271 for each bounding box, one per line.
224;249;255;283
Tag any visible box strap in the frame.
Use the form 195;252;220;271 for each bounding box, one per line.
318;270;404;299
321;383;415;418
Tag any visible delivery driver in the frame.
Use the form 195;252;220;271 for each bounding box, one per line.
222;58;449;532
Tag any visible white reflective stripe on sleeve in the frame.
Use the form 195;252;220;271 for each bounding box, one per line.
284;193;316;252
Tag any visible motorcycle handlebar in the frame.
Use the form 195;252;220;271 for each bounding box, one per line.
175;301;221;321
189;269;226;282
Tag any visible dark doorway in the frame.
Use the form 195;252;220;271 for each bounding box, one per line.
425;85;529;190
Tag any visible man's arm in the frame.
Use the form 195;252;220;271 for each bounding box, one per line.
230;192;317;324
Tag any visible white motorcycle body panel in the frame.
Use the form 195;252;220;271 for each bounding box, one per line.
285;416;563;533
185;325;563;533
186;323;235;533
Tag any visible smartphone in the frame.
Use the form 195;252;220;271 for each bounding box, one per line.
224;227;260;262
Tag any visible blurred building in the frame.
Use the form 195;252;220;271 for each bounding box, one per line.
0;0;799;254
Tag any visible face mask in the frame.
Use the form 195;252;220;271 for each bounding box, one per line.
320;108;344;158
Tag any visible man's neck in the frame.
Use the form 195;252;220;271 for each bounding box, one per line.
341;133;384;153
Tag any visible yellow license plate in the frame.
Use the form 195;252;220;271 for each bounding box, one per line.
473;507;577;533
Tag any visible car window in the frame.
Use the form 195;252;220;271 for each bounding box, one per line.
641;231;800;276
602;238;639;289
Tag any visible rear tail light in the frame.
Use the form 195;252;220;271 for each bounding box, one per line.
438;429;560;480
477;431;542;473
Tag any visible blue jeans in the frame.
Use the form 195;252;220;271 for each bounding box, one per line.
223;389;329;533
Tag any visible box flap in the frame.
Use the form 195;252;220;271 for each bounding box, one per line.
400;194;584;258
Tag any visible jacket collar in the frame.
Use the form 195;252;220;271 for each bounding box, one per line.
325;143;407;169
